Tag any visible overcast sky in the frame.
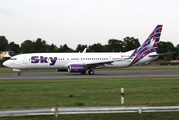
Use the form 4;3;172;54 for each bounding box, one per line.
1;0;179;49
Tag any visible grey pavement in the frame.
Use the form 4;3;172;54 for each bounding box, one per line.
0;70;179;80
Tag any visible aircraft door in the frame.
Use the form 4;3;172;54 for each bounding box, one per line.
108;56;112;60
23;55;27;64
78;55;81;62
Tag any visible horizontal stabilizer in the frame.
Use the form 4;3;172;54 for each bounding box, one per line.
149;52;175;57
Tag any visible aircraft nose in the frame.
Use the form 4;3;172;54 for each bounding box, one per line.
3;61;8;67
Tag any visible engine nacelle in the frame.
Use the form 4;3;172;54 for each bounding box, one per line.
68;64;86;72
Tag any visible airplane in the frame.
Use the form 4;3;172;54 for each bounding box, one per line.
3;25;170;76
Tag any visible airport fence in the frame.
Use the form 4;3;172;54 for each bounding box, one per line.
0;105;179;117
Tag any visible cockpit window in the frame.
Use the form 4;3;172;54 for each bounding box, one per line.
9;58;17;60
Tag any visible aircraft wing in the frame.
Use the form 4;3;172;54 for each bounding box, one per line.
82;58;130;69
83;60;115;69
149;52;175;57
81;51;135;68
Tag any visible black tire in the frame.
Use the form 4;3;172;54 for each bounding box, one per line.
88;70;94;75
18;72;21;76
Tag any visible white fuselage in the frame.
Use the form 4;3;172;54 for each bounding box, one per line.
3;51;157;71
2;25;163;75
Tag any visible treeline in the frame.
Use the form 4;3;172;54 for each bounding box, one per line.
0;36;140;53
0;36;178;60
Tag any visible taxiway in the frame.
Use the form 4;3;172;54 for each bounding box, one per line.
0;70;179;80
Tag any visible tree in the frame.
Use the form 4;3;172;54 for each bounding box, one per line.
7;42;20;53
57;44;73;52
88;43;105;52
123;37;140;51
34;38;47;52
175;44;179;60
107;39;124;52
21;40;35;53
76;44;88;52
157;41;175;60
47;44;58;52
0;36;8;51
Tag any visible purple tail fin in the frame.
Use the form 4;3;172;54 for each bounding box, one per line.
129;25;163;66
138;25;163;53
129;47;138;58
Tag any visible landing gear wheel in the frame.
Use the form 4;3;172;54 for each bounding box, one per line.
81;71;86;75
18;72;21;76
88;70;94;75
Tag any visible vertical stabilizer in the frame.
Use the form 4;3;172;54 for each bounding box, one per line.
129;25;163;66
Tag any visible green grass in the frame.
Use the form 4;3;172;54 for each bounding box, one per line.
2;112;179;120
1;77;179;120
0;78;179;109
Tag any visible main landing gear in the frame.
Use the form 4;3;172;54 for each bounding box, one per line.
88;70;94;75
18;72;22;76
81;70;94;75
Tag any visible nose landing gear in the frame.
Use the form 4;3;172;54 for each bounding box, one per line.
13;69;21;76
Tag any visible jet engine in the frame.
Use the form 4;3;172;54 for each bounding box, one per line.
67;64;86;72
